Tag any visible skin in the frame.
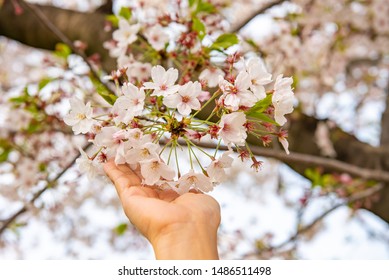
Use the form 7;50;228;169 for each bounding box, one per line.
104;160;221;260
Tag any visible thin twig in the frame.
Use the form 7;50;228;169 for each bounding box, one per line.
172;140;389;183
0;143;91;236
18;0;115;96
231;0;288;32
243;183;383;258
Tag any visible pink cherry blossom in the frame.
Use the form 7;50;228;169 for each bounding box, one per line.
145;24;170;51
207;150;234;183
219;71;257;111
63;97;95;135
199;67;224;87
143;65;180;97
112;83;145;125
272;75;294;126
163;81;201;115
218;112;247;146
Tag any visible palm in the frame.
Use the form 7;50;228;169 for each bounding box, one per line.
104;161;220;243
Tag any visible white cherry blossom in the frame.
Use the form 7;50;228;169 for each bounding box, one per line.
219;71;256;111
175;170;213;194
245;57;272;100
218;112;247;146
113;19;140;47
63;97;95;135
143;65;180;97
125;142;160;164
94;126;130;164
272;75;294;126
112;83;145;125
140;159;175;185
144;24;170;51
207;150;234;183
76;148;101;180
163;81;201;115
199;67;224;87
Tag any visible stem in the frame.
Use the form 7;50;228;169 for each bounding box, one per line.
192;89;221;118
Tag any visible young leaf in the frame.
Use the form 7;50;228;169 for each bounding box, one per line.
115;223;128;235
38;78;52;91
247;112;278;126
246;94;273;115
210;33;239;50
54;43;72;59
90;75;117;105
118;7;132;20
192;18;206;40
106;14;119;28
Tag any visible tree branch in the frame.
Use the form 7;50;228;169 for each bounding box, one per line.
18;0;115;95
231;0;288;32
243;183;383;258
173;140;389;183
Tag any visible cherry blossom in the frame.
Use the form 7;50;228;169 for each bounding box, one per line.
199;67;225;87
125;142;160;164
245;57;272;100
112;83;145;125
144;24;170;51
219;71;256;111
143;65;180;97
272;75;295;126
218;112;247;146
94;126;130;164
63;97;95;135
207;151;234;183
163;81;202;115
140;159;175;185
76;148;101;180
112;19;140;47
175;169;213;194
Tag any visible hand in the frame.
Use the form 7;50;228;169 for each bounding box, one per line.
104;160;221;259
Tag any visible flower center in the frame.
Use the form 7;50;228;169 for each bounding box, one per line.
182;96;190;103
160;84;168;90
77;113;86;120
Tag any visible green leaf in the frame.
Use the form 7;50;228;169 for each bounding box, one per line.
246;94;273;115
115;223;128;235
106;14;119;28
119;7;132;20
38;78;52;91
54;43;72;59
196;1;216;14
189;0;196;7
305;168;322;188
248;112;278;126
210;33;239;50
192;18;206;40
90;75;117;105
0;146;11;163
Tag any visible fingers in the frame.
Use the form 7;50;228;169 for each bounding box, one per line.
103;160;142;196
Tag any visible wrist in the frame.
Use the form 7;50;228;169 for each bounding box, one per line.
151;222;219;260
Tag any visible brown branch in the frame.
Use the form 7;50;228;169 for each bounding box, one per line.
0;143;91;236
243;183;383;258
231;0;288;32
174;140;389;183
17;0;115;96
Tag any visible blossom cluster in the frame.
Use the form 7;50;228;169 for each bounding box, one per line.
64;57;294;194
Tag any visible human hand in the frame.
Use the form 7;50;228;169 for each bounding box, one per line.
104;160;221;259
